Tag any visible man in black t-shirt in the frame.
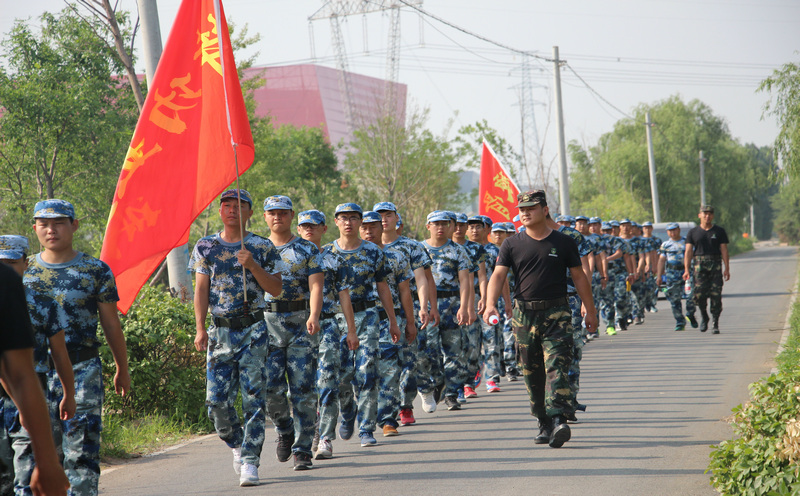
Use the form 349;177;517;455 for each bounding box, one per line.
683;205;730;334
484;190;597;449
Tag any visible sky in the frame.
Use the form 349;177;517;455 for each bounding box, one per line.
2;0;798;188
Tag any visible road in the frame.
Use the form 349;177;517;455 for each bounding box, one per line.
99;244;798;496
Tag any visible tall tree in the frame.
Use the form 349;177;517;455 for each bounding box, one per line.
759;61;800;180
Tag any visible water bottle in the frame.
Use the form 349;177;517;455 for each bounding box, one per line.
684;279;691;294
488;314;500;325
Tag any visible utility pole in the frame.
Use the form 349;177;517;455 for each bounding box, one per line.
699;150;707;206
645;112;661;222
137;0;193;301
552;46;569;215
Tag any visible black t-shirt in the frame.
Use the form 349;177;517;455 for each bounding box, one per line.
686;225;729;256
0;264;36;354
497;229;581;300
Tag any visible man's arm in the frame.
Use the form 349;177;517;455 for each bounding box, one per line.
47;332;75;420
377;281;401;342
483;265;509;324
720;243;730;281
457;269;472;325
477;262;488;314
193;272;211;352
425;268;440;326
581;254;592;281
237;249;283;296
570;266;598;332
655;255;667;286
413;267;430;329
98;301;130;396
398;279;417;343
338;290;359;350
1;348;69;496
306;272;323;335
683;243;694;281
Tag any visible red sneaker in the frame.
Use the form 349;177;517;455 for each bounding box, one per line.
486;380;501;393
464;386;478;398
399;408;416;426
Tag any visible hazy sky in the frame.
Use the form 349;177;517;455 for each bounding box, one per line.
2;0;798;185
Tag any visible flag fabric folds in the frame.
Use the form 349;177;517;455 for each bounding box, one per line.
100;0;254;314
479;141;521;227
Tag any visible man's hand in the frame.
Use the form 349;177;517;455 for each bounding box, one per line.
389;321;401;344
236;249;256;271
114;368;131;397
418;309;430;329
429;307;441;327
306;316;320;336
30;461;69;496
583;311;599;333
59;395;76;421
724;267;731;281
683;269;691;281
194;328;208;352
456;307;469;326
346;329;359;351
405;320;417;343
483;306;499;325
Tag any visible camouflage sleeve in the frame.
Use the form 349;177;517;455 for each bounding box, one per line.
189;238;211;275
456;244;471;272
43;295;69;339
410;242;431;271
373;247;389;283
95;259;120;304
305;242;323;276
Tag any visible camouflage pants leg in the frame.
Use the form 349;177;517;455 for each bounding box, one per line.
206;320;268;466
513;302;573;420
501;304;518;376
665;280;686;326
337;308;379;436
0;398;15;496
694;260;724;320
317;317;341;441
599;276;616;328
415;322;443;395
439;296;468;399
611;271;630;325
567;295;583;402
265;310;319;456
480;316;502;382
377;315;405;428
399;301;421;409
49;357;103;496
645;274;658;311
464;318;482;383
634;280;647;318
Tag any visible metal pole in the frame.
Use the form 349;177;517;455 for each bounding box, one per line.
553;46;569;215
750;204;755;238
645;112;660;222
699;150;706;206
137;0;193;301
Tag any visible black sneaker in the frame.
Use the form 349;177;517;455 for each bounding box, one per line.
534;420;552;444
686;314;699;328
713;320;720;334
276;432;294;462
549;415;571;448
700;320;708;332
444;396;461;411
293;452;313;471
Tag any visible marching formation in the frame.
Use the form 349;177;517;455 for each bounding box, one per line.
0;194;730;493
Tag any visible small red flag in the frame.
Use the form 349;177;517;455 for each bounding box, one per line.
100;0;254;314
479;141;521;227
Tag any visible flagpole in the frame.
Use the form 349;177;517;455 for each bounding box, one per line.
233;144;248;307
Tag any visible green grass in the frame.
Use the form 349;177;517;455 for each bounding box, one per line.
101;413;211;460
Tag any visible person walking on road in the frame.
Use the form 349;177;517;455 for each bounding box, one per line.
683;205;730;334
484;190;598;449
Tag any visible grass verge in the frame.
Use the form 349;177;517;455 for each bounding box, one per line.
101;413;211;460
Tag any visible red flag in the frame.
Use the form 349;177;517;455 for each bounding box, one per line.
100;0;254;314
479;141;521;227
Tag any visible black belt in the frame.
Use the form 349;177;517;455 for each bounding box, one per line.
351;300;377;313
378;307;402;320
516;296;569;311
437;290;459;298
67;347;99;364
695;254;721;260
265;300;309;313
213;310;264;328
321;312;337;320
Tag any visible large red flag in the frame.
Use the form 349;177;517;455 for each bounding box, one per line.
479;141;521;227
100;0;254;314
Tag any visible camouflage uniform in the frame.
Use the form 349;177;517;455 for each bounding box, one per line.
481;241;503;383
419;239;471;401
25;252;118;496
458;239;485;385
602;235;633;328
264;237;322;457
326;239;387;437
643;235;663;312
659;237;696;327
502;223;519;378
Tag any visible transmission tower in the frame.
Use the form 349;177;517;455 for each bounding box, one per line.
519;53;547;190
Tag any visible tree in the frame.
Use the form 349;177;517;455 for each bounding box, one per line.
0;9;138;253
759;61;800;180
343;107;462;240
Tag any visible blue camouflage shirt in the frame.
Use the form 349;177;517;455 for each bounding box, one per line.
190;232;286;316
420;240;470;292
325;240;388;304
483;242;500;281
382;243;413;309
269;237;322;302
25;253;119;352
318;245;352;315
659;237;688;283
25;288;68;374
385;236;431;294
558;225;591;292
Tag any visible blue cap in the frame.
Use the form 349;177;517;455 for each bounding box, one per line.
443;211;456;222
263;195;293;211
334;203;363;216
504;222;517;233
396;212;403;228
620;218;632;225
0;235;29;260
557;215;575;223
373;202;397;212
467;215;483;224
491;223;505;232
427;210;451;223
518;226;525;232
575;215;588;222
513;214;520;223
33;199;75;219
642;221;653;227
220;189;252;207
455;213;468;224
297;210;326;226
601;222;613;230
666;222;679;230
362;211;382;223
588;216;601;224
481;215;493;227
609;220;620;227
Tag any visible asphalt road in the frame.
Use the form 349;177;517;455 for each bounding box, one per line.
98;244;798;496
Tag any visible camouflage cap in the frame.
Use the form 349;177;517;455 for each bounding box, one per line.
557;215;575;223
467;215;484;224
297;210;326;226
426;210;450;223
373;201;397;212
33;199;75;219
396;212;403;228
444;211;457;222
666;222;679;230
481;215;494;228
516;189;547;208
517;225;526;232
263;195;293;211
609;220;620;227
362;211;382;223
601;222;613;230
455;213;469;224
700;205;714;213
513;214;520;223
334;202;363;216
491;223;506;232
575;215;589;222
620;218;632;225
642;221;653;227
588;216;602;224
504;222;517;233
220;189;253;207
0;235;29;260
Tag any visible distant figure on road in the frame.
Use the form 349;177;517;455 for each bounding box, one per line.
683;205;730;334
656;223;698;331
483;190;597;449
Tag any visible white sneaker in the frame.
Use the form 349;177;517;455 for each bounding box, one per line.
232;447;242;475
418;390;437;413
315;439;332;459
239;462;259;487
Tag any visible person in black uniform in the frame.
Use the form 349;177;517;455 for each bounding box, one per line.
484;190;597;449
683;205;730;334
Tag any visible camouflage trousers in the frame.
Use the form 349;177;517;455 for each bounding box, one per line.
500;301;518;376
415;322;444;395
316;316;341;441
265;310;319;456
644;273;659;311
49;356;103;496
464;296;482;384
377;313;407;428
693;258;724;320
206;320;267;466
337;307;379;436
631;279;646;319
399;301;423;409
513;302;574;420
664;271;696;325
601;268;630;327
438;296;469;399
567;294;584;403
480;305;503;382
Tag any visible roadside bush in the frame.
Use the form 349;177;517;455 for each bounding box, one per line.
728;236;755;257
99;285;209;427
